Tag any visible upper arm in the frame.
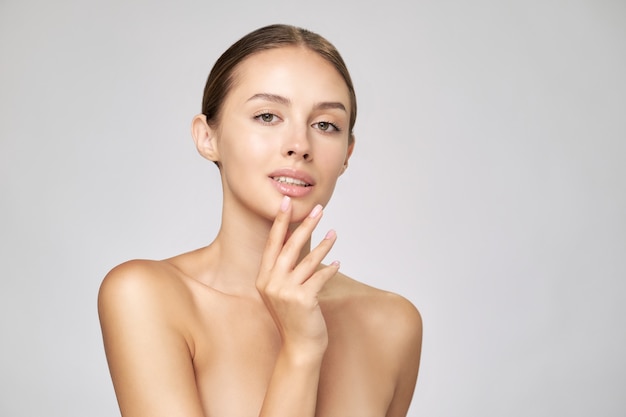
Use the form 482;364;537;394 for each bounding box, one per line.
98;261;205;417
384;296;423;417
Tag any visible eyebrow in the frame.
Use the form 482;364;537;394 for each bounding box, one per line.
315;101;347;112
247;93;347;113
247;93;291;106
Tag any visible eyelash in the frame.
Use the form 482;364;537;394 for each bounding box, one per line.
313;121;341;133
253;112;342;133
254;112;281;124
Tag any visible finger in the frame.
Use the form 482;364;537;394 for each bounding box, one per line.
291;229;337;284
301;261;340;294
274;204;324;271
259;196;292;272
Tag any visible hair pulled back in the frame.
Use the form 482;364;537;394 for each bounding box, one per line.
201;24;357;143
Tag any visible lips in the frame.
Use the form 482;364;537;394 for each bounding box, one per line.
268;168;315;197
268;168;315;187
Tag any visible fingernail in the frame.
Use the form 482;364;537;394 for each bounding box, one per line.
280;196;291;212
309;204;323;218
331;260;340;267
324;229;336;239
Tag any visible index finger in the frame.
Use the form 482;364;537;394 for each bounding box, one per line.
259;195;292;272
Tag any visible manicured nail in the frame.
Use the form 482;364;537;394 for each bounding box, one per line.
280;196;291;212
331;260;340;267
309;204;323;218
324;229;336;239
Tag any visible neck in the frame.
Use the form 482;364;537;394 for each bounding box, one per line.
204;198;311;295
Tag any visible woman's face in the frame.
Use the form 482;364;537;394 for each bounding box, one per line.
208;46;354;222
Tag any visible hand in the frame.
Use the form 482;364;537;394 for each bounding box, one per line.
256;196;340;359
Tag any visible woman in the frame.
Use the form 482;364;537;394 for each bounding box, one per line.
99;24;422;417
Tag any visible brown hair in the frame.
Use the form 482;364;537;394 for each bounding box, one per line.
201;24;357;143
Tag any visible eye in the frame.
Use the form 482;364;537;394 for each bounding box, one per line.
313;121;340;132
254;112;280;124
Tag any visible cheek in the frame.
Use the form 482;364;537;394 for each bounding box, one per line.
219;124;275;167
317;142;349;174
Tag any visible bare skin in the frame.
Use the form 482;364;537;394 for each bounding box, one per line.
98;46;422;417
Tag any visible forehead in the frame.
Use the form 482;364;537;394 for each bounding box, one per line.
227;46;351;106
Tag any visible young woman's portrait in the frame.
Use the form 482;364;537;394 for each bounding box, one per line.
1;1;625;417
97;24;422;417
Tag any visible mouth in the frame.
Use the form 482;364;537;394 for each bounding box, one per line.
270;176;312;187
268;168;316;198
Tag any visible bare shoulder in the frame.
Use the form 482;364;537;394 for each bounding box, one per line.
99;259;192;307
322;273;422;415
324;272;422;339
322;271;423;372
98;259;198;340
98;259;207;416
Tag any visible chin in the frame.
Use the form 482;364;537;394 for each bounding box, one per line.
292;197;332;222
288;209;312;224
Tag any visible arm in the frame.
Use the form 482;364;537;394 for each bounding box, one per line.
98;261;205;417
385;299;423;417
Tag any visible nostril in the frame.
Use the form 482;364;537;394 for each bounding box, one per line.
286;149;310;160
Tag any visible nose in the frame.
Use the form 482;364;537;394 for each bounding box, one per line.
282;126;312;161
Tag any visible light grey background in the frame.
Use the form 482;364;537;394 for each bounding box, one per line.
1;0;624;416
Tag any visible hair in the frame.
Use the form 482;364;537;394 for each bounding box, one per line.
201;24;357;144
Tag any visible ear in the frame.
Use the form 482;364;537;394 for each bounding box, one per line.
340;136;356;175
191;114;220;163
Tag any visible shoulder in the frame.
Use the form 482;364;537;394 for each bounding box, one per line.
323;273;422;401
99;259;187;305
98;258;200;353
324;273;422;347
98;260;206;416
98;259;197;331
